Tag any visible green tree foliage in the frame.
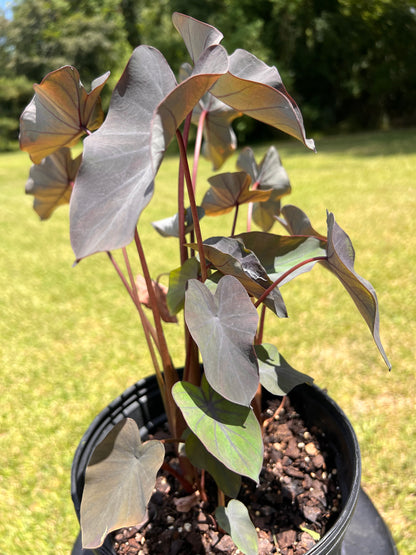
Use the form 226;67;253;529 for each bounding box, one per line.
1;0;415;150
7;0;130;84
172;0;416;131
262;0;416;130
0;0;131;148
0;11;33;149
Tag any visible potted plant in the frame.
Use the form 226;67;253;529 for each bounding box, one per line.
19;12;393;555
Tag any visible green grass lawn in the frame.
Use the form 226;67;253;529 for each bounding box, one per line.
1;128;415;554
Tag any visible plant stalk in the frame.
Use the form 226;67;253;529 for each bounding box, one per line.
107;251;167;407
175;128;208;282
178;113;193;265
192;109;207;190
254;255;327;308
134;229;180;436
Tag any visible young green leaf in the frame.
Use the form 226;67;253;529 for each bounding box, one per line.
237;232;327;286
20;66;109;163
185;431;242;498
300;525;321;541
172;378;263;482
255;343;313;396
323;212;391;369
25;147;81;220
215;499;259;555
80;418;164;549
184;275;259;406
167;257;200;315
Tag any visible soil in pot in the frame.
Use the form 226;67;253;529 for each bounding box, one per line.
112;395;341;555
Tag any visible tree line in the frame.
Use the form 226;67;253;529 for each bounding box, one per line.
1;0;416;149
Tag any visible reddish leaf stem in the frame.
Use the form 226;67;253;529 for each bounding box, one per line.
192;109;207;191
161;462;195;494
134;229;180;436
176;129;207;282
107;251;166;403
231;203;239;236
178;113;193;265
254;255;328;308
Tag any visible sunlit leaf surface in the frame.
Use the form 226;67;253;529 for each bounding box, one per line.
172;377;262;481
25;147;81;219
81;419;164;549
20;66;109;163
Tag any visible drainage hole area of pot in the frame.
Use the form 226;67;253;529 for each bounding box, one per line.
112;396;341;555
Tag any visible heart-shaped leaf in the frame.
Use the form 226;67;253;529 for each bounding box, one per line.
167;257;200;315
199;236;287;317
172;12;224;63
152;206;205;238
185;431;242;498
215;499;258;555
25;147;81;220
174;13;314;152
184;275;259;406
255;343;313;396
278;204;326;239
211;49;315;151
70;44;228;260
202;172;271;215
237;232;327;287
172;378;263;482
323;212;391;369
20;66;109;163
181;63;239;170
80;418;164;549
185;276;259;406
237;146;291;231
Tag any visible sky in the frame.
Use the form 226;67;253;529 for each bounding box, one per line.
0;0;13;18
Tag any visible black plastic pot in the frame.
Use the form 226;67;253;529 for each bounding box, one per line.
71;376;397;555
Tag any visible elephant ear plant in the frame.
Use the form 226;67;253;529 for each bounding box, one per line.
20;12;391;555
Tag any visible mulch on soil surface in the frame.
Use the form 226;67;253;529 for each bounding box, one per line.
113;396;341;555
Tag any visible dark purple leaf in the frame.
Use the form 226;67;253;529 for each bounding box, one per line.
172;12;223;63
278;205;326;239
70;44;228;260
180;62;239;170
255;343;313;396
211;49;315;151
201;171;271;215
237;232;327;286
81;418;164;549
323;212;391;369
20;66;109;163
200;236;287;317
25;147;81;220
237;146;291;231
184;276;259;406
152;206;205;238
